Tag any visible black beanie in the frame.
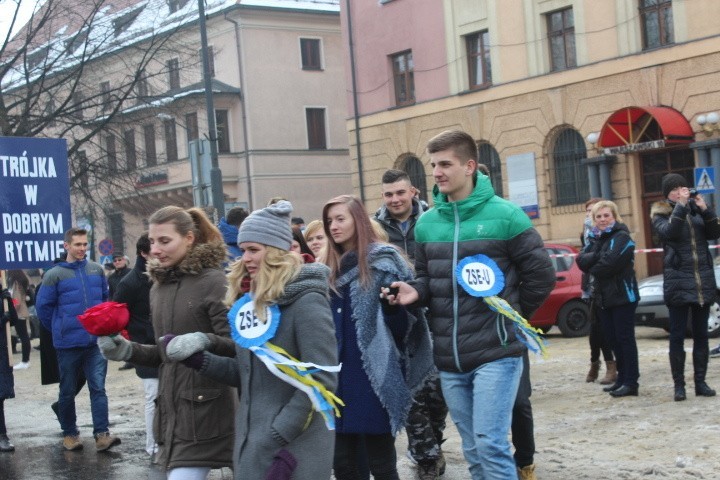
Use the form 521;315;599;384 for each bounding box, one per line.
661;173;688;199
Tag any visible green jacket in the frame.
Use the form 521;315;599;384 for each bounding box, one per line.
411;172;555;372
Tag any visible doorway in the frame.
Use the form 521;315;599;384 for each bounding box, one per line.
640;148;695;276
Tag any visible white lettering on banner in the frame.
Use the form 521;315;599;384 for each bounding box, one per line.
0;153;57;178
23;184;38;205
3;240;64;262
2;213;64;234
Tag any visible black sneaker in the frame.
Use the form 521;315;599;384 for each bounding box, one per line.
710;345;720;358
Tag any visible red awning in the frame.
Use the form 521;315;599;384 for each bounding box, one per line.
597;106;694;148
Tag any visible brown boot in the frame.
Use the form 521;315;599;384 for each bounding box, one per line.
585;361;601;382
518;463;537;480
599;361;617;385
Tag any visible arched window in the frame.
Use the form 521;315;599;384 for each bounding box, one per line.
551;128;589;206
397;155;428;202
477;142;503;198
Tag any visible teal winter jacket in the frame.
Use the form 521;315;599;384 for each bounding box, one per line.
410;172;555;373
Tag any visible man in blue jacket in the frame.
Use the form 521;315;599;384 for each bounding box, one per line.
36;227;120;452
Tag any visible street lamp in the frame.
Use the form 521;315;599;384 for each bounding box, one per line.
197;0;225;218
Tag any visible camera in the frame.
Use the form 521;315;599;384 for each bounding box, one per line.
689;188;698;198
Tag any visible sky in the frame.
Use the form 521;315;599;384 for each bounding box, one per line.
0;0;42;41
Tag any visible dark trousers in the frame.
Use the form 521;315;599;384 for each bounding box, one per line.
12;318;31;363
588;301;614;363
0;400;5;435
512;350;534;468
668;304;710;354
334;432;398;480
597;303;640;387
405;371;448;462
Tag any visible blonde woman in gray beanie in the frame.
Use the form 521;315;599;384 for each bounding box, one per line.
161;200;340;480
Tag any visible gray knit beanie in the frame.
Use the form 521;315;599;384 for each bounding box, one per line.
237;200;293;251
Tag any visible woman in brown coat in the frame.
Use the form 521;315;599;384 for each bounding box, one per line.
99;207;235;479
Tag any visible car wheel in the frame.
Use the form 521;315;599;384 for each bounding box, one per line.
556;300;591;337
708;300;720;339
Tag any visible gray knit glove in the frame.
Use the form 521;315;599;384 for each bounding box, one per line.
164;332;211;361
97;335;133;361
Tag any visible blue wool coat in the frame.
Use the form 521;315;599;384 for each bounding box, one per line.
36;259;109;350
332;243;434;435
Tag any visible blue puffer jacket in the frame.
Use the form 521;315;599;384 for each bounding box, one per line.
218;218;242;262
35;259;109;349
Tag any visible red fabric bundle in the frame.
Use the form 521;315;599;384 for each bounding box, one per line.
78;301;130;339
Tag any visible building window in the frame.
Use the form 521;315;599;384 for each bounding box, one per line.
640;0;674;49
107;212;125;255
300;38;321;70
215;109;230;153
100;81;111;112
77;150;89;190
199;46;215;78
124;129;137;171
306;108;327;150
547;7;576;71
478;142;503;198
185;112;199;142
71;91;84;120
144;124;157;167
106;135;117;172
168;0;189;14
466;31;491;89
551;128;589;206
399;155;428;202
136;70;148;104
164;119;178;162
168;58;180;90
391;50;415;106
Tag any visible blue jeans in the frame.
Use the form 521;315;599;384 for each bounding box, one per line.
56;345;109;436
440;356;523;480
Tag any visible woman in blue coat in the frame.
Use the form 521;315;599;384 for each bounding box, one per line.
323;195;433;479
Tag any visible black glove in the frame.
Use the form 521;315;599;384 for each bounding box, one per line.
1;289;12;301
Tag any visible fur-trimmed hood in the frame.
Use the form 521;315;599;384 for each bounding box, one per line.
650;200;673;218
147;240;227;284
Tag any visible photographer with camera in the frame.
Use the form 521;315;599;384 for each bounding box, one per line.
651;173;720;402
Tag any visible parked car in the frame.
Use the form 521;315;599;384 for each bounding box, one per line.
635;266;720;338
530;244;590;337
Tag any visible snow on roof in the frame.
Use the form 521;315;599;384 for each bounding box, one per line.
3;0;338;88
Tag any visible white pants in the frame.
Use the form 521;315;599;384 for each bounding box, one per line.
142;378;159;456
167;467;211;480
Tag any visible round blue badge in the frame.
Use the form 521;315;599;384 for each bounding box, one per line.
455;254;505;297
227;293;281;348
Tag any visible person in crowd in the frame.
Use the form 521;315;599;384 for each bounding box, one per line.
651;173;720;401
107;253;131;299
385;130;554;480
477;161;540;479
323;194;433;480
218;206;249;261
375;169;448;480
112;233;158;457
580;198;617;385
577;200;640;398
7;270;32;370
303;220;327;261
35;227;119;452
1;286;17;452
291;216;306;231
97;206;235;480
164;200;339;479
291;226;315;263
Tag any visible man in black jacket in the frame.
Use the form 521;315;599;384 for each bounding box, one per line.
376;169;447;480
112;233;158;456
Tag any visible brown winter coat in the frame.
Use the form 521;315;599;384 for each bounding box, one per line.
130;241;236;471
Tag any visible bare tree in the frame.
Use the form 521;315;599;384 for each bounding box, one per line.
0;0;207;217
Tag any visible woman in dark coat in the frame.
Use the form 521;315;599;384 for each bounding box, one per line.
577;200;640;398
651;173;720;401
1;287;17;452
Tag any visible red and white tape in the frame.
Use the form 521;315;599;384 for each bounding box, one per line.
549;244;720;258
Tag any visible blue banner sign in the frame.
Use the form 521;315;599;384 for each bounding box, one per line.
0;136;71;269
